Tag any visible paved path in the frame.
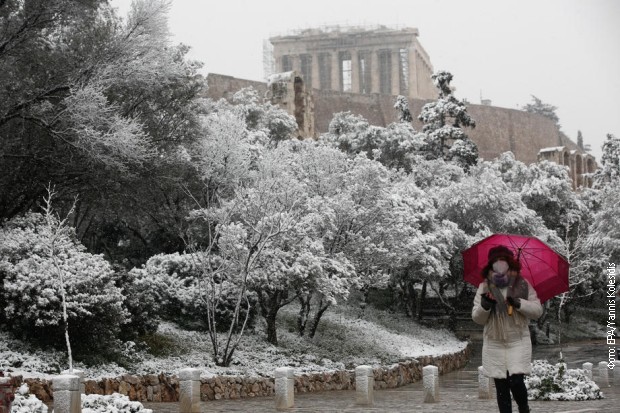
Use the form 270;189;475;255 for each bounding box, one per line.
143;340;620;412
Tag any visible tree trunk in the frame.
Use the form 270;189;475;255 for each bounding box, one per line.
297;293;311;336
266;312;278;345
308;299;330;339
416;280;427;321
257;289;281;346
406;281;416;318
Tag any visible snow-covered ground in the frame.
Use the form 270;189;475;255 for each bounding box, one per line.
0;305;467;380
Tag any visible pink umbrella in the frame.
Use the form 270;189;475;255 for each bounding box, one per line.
461;233;569;303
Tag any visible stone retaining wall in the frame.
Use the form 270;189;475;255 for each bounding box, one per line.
15;343;471;403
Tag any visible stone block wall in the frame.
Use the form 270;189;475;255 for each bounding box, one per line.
13;343;471;403
206;73;590;168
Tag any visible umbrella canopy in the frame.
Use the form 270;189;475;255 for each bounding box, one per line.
461;233;569;303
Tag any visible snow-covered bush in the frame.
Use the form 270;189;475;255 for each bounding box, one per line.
113;264;160;340
0;212;127;358
525;360;603;401
81;393;152;413
10;383;48;413
131;252;257;331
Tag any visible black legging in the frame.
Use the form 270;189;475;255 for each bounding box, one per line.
493;372;530;413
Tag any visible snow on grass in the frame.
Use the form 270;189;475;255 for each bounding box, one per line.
0;304;467;381
314;306;466;360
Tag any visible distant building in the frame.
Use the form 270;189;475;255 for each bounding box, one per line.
538;146;596;189
267;25;437;100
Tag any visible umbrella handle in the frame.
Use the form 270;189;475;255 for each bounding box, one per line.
508;305;513;316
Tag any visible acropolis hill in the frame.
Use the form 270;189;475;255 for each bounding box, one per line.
204;25;595;189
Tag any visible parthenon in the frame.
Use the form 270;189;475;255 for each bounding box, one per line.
268;25;437;100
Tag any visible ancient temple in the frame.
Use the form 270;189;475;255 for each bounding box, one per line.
268;25;436;100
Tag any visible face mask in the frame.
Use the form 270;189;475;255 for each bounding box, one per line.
492;260;509;275
492;272;510;288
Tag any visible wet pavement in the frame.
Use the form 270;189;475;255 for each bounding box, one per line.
143;340;620;412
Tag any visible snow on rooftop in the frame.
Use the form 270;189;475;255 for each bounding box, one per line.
538;146;566;153
270;24;417;39
267;71;295;86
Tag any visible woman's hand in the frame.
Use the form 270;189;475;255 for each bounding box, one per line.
507;296;521;309
481;293;497;310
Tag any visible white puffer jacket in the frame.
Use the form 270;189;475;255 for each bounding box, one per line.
472;280;543;378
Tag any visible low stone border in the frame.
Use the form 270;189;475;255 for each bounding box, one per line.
13;342;472;403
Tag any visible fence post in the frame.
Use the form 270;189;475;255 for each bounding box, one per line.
53;375;81;413
614;361;620;385
423;365;439;403
478;366;492;399
179;368;201;413
597;361;609;387
275;367;294;410
61;369;85;395
583;362;593;380
355;365;374;405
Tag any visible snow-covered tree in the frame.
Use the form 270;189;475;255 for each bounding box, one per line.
418;71;479;169
243;143;358;345
130;251;257;332
183;142;319;362
230;87;297;143
0;0;209;266
192;111;256;205
435;164;560;246
593;133;620;187
394;95;413;123
0;202;127;361
586;134;620;265
320;111;425;172
585;188;620;265
489;152;585;237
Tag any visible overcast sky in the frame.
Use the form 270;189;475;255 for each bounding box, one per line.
111;0;620;161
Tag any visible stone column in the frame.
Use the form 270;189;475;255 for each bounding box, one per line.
179;368;201;413
350;49;360;94
355;365;374;405
53;375;81;413
275;367;294;410
330;52;340;92
311;52;320;90
291;55;301;74
597;361;609;387
478;366;492;399
391;49;401;96
370;50;380;94
407;45;418;100
583;362;593;380
423;365;439;403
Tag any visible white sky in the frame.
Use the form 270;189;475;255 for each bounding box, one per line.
110;0;620;161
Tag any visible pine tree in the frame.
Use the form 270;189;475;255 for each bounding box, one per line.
394;95;413;123
522;95;560;128
418;71;478;169
594;133;620;187
577;130;584;150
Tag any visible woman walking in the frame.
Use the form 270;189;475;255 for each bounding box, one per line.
472;245;543;413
